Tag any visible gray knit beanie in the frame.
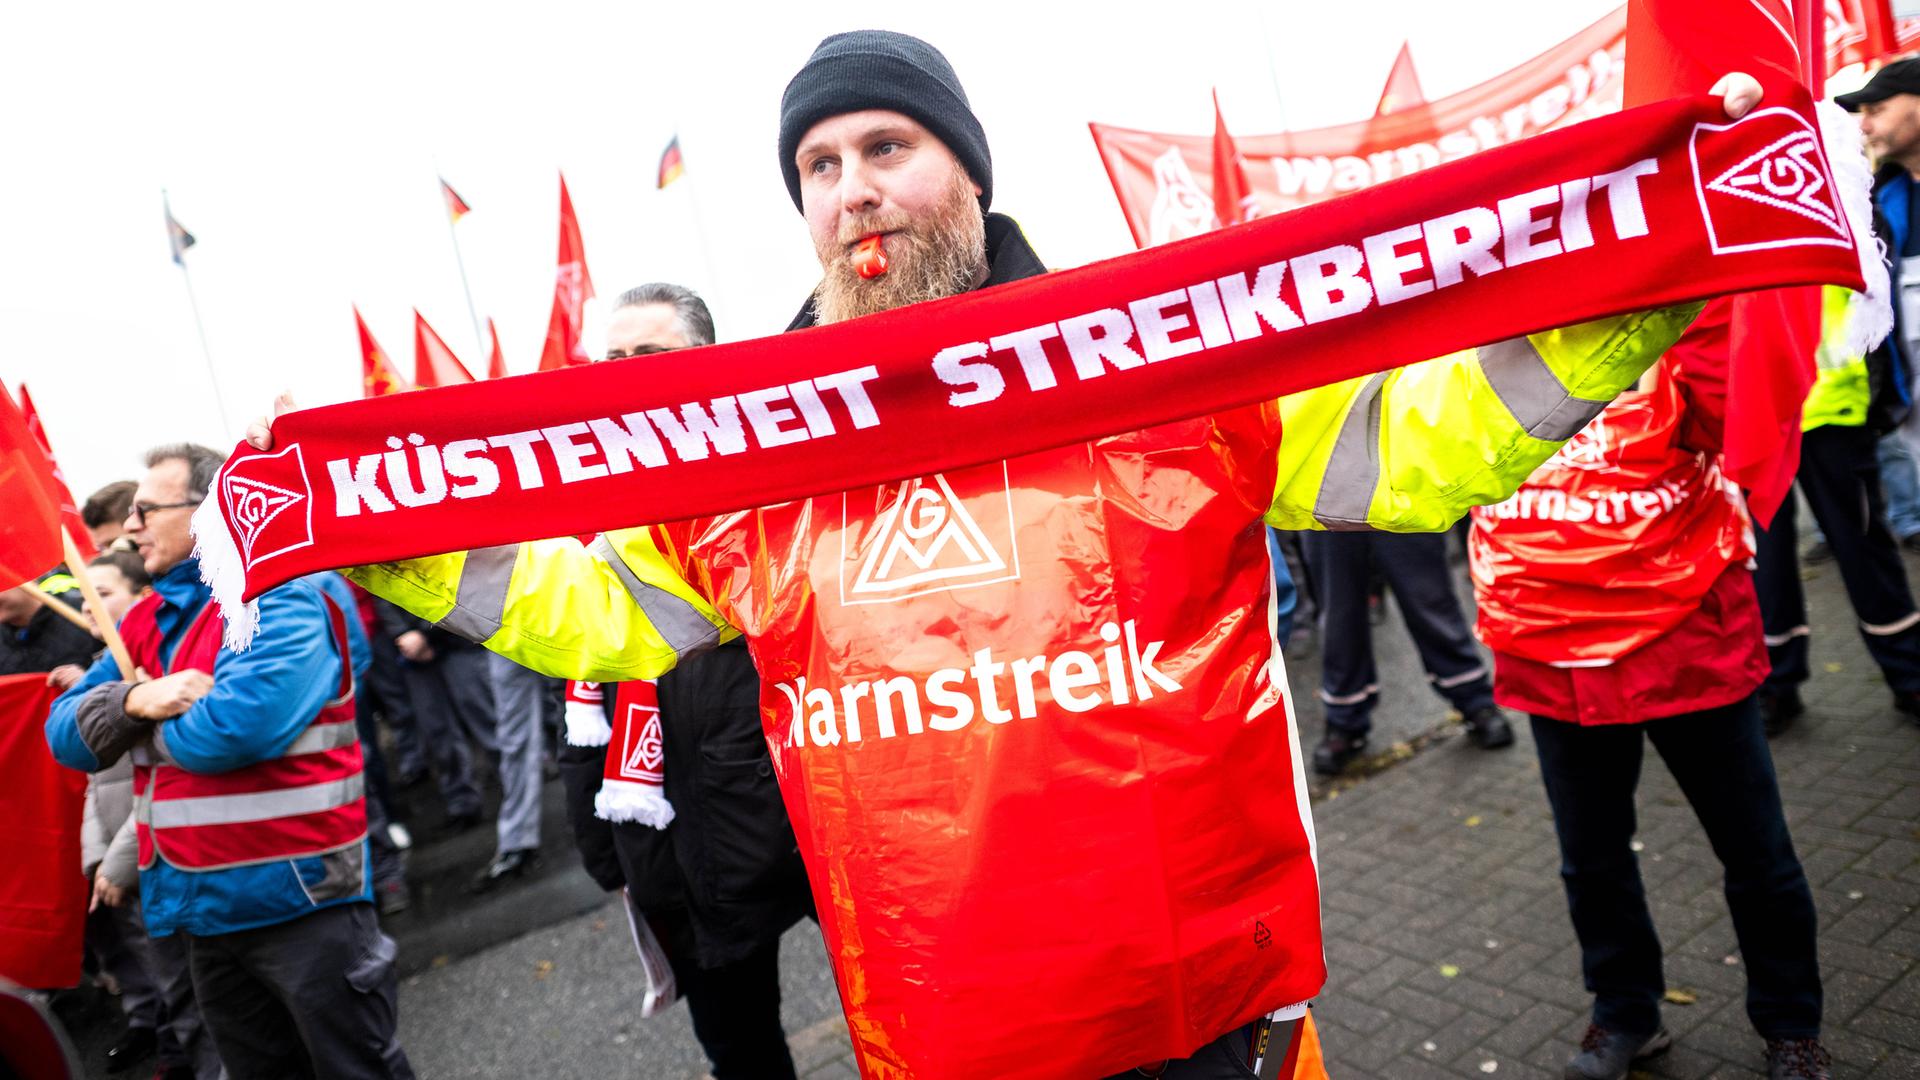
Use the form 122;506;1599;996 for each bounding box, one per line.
778;30;992;214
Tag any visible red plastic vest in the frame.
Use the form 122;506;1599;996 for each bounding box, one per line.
126;590;366;871
1469;375;1752;666
651;406;1322;1080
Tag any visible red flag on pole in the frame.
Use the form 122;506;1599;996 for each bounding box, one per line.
439;176;472;224
354;307;411;399
413;311;478;389
1209;91;1255;228
537;173;596;373
485;317;508;379
1624;0;1827;526
1827;0;1897;71
1374;41;1428;117
0;389;64;592
11;386;93;564
0;673;88;990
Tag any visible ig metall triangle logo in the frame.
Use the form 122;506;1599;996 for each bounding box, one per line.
1690;106;1851;255
840;463;1021;605
218;443;314;569
618;702;665;782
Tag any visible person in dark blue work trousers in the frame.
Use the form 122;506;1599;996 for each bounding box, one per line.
1305;530;1513;775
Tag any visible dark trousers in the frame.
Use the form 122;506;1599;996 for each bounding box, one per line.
90;899;220;1075
654;910;797;1080
1306;530;1494;735
187;902;413;1080
1753;423;1920;696
364;631;425;780
1529;697;1821;1040
399;648;493;819
1099;1016;1303;1079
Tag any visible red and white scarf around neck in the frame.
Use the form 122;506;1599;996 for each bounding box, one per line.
196;84;1864;647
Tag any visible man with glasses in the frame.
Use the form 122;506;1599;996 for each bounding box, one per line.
45;443;413;1080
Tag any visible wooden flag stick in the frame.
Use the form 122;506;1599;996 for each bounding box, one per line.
24;581;95;634
60;533;135;681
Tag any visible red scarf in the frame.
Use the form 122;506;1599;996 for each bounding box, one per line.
196;86;1862;644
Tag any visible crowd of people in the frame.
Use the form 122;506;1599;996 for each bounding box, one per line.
9;31;1920;1080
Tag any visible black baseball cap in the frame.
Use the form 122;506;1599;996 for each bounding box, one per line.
1836;57;1920;111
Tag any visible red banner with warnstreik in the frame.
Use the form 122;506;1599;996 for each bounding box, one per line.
0;675;86;990
198;84;1863;644
1090;8;1628;245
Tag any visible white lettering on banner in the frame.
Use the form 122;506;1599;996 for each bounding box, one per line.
932;160;1659;404
318;154;1669;521
1264;43;1623;200
774;620;1185;749
1483;476;1693;524
324;366;883;516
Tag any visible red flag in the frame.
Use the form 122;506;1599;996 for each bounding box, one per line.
1625;0;1825;525
1375;41;1428;117
413;310;477;388
1827;0;1897;71
537;173;596;372
485;317;508;380
354;307;411;399
439;176;472;224
12;386;93;563
17;385;50;453
1089;8;1627;243
1209;91;1255;228
0;674;88;989
0;389;64;592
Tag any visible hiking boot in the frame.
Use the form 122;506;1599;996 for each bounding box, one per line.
1312;730;1367;776
1764;1037;1832;1080
1562;1024;1671;1080
1464;706;1514;749
1761;687;1805;737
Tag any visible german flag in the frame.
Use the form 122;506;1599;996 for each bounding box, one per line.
656;136;685;189
440;176;472;223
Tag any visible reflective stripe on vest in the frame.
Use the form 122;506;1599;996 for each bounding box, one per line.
127;589;367;871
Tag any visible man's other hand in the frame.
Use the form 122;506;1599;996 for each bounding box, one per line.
1714;72;1763;121
244;392;298;452
395;630;435;664
125;670;216;721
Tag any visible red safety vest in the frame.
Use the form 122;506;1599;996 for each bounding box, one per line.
126;591;366;871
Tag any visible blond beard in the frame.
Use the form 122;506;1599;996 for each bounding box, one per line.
811;169;987;325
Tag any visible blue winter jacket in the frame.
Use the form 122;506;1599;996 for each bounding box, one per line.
45;559;371;937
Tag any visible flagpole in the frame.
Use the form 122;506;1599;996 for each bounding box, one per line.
176;263;232;434
443;200;487;359
1253;4;1293;131
671;135;731;333
164;187;232;435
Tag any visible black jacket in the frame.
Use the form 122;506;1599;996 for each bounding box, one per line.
559;640;811;970
0;594;96;677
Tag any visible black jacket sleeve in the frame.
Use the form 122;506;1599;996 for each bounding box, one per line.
557;740;624;892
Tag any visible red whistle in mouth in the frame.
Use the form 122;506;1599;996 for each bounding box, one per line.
853;234;889;279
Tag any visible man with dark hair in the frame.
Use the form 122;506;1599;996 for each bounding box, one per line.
45;442;413;1080
82;480;139;552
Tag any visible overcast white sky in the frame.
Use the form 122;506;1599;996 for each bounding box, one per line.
1;0;1625;495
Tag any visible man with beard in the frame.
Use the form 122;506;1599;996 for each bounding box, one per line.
258;33;1764;1078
